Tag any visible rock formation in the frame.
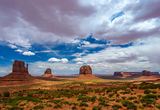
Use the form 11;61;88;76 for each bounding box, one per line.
78;65;97;79
79;65;92;75
114;70;159;78
41;68;55;79
142;70;152;76
1;60;34;81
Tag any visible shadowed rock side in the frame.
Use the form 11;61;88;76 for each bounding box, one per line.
78;65;97;79
41;68;56;79
1;60;34;81
114;70;160;78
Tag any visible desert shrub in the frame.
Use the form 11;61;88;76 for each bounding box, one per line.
92;106;102;110
133;100;139;104
72;106;78;110
122;100;137;110
91;96;97;103
152;90;157;94
115;99;121;102
79;102;88;107
54;104;62;108
140;83;160;89
137;95;142;99
112;104;122;110
49;99;62;104
33;105;44;109
77;96;93;102
3;91;10;97
121;96;126;100
8;106;24;110
108;93;114;98
144;89;151;94
140;94;157;105
128;96;137;100
116;94;120;97
156;104;160;109
81;108;86;110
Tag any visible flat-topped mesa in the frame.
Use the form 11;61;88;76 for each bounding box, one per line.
12;60;28;73
1;60;33;81
79;65;92;75
142;70;152;76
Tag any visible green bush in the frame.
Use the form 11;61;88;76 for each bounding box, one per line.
54;104;62;108
8;106;24;110
92;106;102;110
3;91;10;97
112;104;122;110
156;104;160;109
108;93;114;97
128;96;137;100
140;94;157;105
122;100;137;110
144;89;151;94
72;106;78;110
79;102;88;107
152;91;157;94
33;105;44;109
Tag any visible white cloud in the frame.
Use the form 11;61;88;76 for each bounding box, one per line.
22;51;35;56
48;58;61;62
8;44;17;49
15;49;23;53
48;58;69;63
74;37;160;73
61;58;69;63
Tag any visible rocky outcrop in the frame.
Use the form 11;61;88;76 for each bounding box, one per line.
1;60;34;81
78;65;97;79
79;65;92;75
41;68;55;79
142;70;152;76
114;70;159;78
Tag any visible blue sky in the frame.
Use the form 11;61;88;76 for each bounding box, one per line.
0;0;160;75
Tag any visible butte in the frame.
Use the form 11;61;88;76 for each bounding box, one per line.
1;60;34;81
41;68;56;79
77;65;97;79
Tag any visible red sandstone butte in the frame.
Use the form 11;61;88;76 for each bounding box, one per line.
1;60;34;81
41;68;55;79
78;65;97;79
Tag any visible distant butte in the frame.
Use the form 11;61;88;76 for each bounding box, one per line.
114;70;159;78
78;65;97;79
41;68;56;79
1;60;34;81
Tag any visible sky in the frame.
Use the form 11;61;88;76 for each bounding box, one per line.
0;0;160;76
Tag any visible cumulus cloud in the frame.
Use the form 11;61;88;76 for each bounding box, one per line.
22;51;35;56
74;37;160;73
48;58;68;63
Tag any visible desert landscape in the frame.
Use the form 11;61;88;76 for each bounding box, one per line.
0;60;160;110
0;0;160;110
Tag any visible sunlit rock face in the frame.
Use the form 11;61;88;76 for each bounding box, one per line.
1;60;33;81
79;65;92;75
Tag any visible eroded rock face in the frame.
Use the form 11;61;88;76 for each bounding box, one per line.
1;60;33;81
44;68;52;74
79;65;92;75
12;60;28;73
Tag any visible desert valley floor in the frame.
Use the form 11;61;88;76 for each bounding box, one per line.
1;76;160;110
